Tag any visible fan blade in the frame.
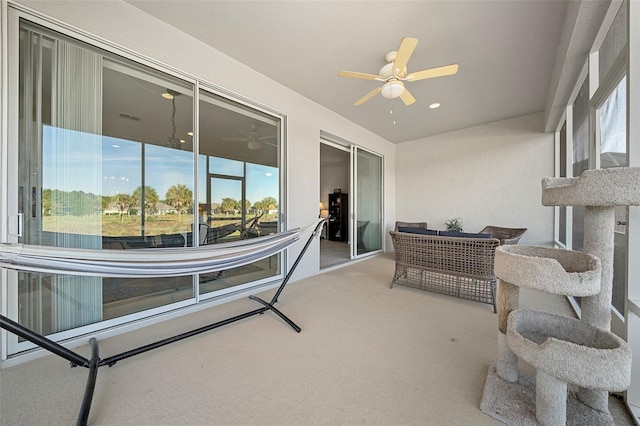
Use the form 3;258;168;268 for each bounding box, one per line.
406;64;459;82
399;88;416;106
354;87;382;106
392;37;418;76
338;71;381;81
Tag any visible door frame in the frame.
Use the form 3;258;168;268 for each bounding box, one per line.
319;131;384;265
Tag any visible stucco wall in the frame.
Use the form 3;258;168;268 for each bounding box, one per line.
395;112;554;245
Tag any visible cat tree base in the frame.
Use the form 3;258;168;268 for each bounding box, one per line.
480;363;616;426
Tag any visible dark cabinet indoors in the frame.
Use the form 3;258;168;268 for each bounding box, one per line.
328;192;348;242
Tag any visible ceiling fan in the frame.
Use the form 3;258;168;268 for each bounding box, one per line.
338;37;458;106
222;123;277;150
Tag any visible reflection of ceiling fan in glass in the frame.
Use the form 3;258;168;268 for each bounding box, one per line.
222;123;277;150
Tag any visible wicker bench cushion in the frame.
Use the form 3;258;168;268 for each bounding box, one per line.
398;227;492;239
439;230;492;239
397;226;438;235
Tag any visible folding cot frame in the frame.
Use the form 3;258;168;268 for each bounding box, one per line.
0;219;326;426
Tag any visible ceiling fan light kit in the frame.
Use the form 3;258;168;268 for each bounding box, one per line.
338;37;458;106
381;80;404;99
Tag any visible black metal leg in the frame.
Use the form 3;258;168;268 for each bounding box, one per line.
99;307;268;367
0;314;89;368
77;338;100;426
0;315;100;426
249;295;301;332
246;219;326;332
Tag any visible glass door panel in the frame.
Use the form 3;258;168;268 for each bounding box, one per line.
13;22;196;348
197;90;282;296
6;17;286;356
353;147;383;257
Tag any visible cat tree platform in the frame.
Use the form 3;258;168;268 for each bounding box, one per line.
507;309;631;425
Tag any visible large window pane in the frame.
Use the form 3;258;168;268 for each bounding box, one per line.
572;76;589;252
599;4;627;83
197;90;281;295
17;22;195;338
599;76;628;314
559;122;567;246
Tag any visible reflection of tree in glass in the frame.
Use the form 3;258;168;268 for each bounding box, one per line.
42;189;52;216
113;193;132;222
165;184;193;221
253;197;278;217
42;189;102;216
221;197;239;216
132;186;158;216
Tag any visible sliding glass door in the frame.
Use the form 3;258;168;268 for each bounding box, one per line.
197;91;282;297
11;23;197;352
319;138;383;266
4;15;283;356
352;147;383;258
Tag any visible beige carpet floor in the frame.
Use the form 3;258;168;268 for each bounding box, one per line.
0;253;634;425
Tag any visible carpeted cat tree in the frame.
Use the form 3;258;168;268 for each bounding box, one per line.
481;167;640;425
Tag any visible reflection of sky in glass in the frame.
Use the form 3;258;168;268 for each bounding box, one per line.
210;156;243;176
246;163;278;205
101;136;141;196
145;144;193;198
600;76;626;156
43;125;103;194
43;125;278;204
199;156;278;205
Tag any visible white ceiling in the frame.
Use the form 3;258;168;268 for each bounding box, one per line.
126;0;569;144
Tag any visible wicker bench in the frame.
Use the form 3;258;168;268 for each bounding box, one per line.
389;231;500;312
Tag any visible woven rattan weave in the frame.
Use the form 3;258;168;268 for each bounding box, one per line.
390;231;500;312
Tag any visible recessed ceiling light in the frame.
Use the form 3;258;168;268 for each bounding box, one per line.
393;120;397;125
187;131;194;136
265;172;273;177
429;103;441;109
112;144;120;148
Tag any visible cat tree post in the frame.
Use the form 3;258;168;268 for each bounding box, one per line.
578;205;616;411
581;206;615;330
496;280;519;382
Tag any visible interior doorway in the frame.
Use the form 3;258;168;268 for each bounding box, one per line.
320;143;351;268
